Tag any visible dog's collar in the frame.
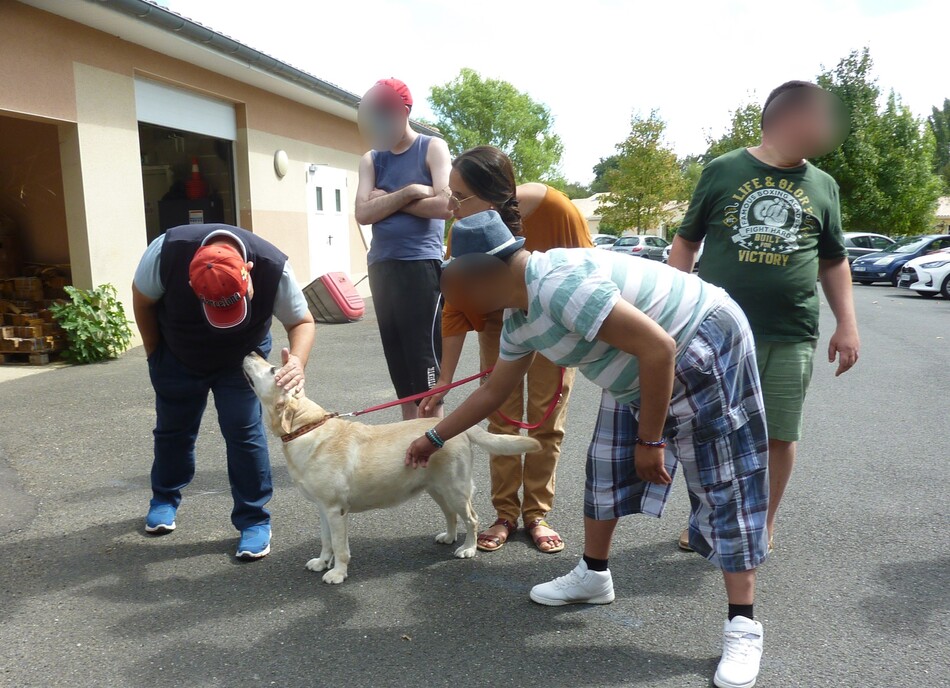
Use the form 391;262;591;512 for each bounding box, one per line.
281;413;339;443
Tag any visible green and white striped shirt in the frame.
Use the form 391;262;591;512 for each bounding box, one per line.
499;248;727;404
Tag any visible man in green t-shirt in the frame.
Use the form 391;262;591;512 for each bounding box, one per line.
670;80;860;554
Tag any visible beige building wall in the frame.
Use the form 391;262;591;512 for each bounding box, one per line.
0;5;78;123
0;1;373;332
240;129;364;285
60;62;148;315
935;196;950;234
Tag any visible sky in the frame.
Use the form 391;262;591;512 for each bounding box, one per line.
167;0;949;184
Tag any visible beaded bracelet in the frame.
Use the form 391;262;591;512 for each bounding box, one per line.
425;428;445;448
635;436;667;448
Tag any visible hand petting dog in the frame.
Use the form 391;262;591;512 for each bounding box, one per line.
405;436;438;468
274;347;305;395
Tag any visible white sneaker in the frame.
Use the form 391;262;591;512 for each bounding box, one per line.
714;616;764;688
529;560;615;606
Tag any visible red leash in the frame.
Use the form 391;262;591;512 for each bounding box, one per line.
337;367;566;431
495;367;565;431
338;369;490;418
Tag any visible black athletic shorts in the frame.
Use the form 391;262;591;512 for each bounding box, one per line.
367;259;443;402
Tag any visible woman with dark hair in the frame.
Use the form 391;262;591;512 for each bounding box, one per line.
420;146;593;553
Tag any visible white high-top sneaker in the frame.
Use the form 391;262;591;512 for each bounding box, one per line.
529;559;615;606
714;615;764;688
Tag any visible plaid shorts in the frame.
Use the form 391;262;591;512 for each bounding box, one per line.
585;299;769;572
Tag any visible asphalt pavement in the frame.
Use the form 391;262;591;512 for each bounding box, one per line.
0;283;947;688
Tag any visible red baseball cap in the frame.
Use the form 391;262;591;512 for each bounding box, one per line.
371;78;413;111
189;240;250;329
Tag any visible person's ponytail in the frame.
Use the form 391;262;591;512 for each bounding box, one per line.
498;196;523;236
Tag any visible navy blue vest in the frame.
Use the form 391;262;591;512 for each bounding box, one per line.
157;224;286;374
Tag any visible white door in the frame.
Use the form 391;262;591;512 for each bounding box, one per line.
306;165;351;279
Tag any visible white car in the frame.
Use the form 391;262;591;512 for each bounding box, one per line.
662;240;704;268
897;247;950;298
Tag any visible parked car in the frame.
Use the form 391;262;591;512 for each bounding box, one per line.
662;240;704;268
591;234;618;249
610;235;670;260
843;232;895;264
851;234;950;286
896;247;950;298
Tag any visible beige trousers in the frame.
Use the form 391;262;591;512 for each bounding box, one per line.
478;319;575;525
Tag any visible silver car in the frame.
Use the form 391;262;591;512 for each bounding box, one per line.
591;234;618;249
610;235;670;260
843;232;895;264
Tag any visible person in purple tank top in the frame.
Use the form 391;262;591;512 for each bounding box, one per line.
356;78;453;420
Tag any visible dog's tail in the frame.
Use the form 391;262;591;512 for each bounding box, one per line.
465;425;541;456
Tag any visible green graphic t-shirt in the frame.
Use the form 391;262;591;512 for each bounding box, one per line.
678;148;846;342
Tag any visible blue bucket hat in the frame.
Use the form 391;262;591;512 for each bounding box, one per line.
443;210;526;268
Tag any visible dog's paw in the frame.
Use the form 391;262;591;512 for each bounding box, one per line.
306;557;330;572
322;568;348;584
434;531;457;545
454;545;477;559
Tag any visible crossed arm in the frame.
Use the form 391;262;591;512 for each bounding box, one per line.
354;138;453;225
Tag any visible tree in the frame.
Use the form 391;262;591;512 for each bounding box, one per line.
428;68;563;182
874;91;943;234
703;102;762;163
813;48;885;230
679;154;704;201
597;110;684;234
928;98;950;191
590;154;620;193
547;178;592;199
814;48;942;232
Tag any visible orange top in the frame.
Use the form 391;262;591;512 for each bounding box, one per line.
442;186;594;336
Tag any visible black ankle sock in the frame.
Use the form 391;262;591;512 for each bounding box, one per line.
728;604;754;621
583;554;608;572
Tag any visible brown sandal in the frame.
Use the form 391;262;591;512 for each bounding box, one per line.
476;518;517;552
526;518;565;554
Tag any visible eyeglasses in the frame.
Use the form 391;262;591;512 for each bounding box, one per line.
448;192;478;212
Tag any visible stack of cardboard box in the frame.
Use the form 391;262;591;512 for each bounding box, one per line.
0;269;70;364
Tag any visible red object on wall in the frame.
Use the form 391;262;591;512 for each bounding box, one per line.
185;157;208;200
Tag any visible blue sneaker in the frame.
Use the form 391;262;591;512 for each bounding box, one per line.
145;502;177;534
236;524;271;560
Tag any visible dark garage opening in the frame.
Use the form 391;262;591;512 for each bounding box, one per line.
138;122;236;244
0;113;72;363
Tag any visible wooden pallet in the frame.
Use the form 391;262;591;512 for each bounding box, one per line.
0;350;50;365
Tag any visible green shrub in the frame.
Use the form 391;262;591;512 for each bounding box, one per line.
49;284;132;364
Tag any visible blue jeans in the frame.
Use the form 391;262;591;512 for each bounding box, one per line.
147;335;272;531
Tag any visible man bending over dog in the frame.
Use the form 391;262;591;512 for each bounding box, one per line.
132;224;315;560
406;210;770;688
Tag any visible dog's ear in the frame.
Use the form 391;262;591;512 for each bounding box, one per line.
276;395;299;434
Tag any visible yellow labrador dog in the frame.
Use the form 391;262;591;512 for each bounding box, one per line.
243;352;540;584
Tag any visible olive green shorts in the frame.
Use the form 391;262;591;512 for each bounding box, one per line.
755;339;817;442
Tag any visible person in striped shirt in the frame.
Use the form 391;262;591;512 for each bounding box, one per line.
406;210;771;688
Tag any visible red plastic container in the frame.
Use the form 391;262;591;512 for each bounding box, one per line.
303;272;365;323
